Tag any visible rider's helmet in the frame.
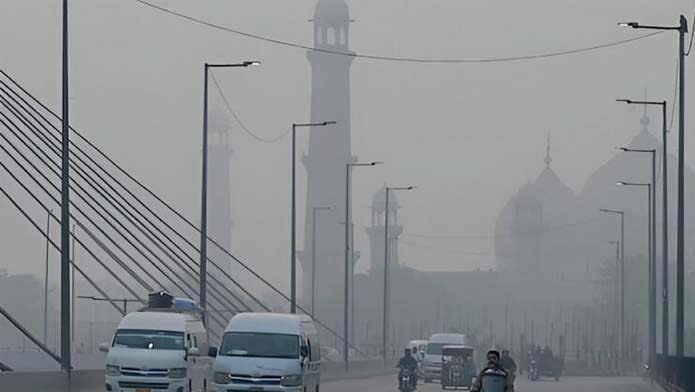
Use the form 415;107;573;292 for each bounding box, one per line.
404;348;412;356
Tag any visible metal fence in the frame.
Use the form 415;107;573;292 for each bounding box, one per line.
656;354;695;392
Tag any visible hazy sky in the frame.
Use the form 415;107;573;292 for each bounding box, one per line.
1;0;695;291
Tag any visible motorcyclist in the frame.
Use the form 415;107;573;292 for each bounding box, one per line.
471;349;514;392
397;348;419;389
500;349;517;380
541;346;553;373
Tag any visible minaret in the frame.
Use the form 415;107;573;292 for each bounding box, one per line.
366;187;404;273
208;107;233;272
301;0;355;325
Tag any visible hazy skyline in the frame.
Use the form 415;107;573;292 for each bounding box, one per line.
1;0;693;293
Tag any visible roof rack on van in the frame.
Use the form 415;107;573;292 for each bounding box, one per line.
138;292;203;318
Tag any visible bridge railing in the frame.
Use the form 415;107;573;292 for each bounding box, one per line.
655;354;695;392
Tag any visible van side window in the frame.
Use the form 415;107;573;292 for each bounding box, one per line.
186;334;192;348
307;339;312;360
193;336;198;348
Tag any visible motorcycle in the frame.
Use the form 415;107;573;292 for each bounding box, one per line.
528;359;539;381
399;368;417;392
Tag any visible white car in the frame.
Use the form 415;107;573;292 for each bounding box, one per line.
210;313;321;392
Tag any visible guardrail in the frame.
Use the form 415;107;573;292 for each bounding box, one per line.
655;354;695;392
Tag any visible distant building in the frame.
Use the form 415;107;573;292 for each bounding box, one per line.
300;0;355;329
494;137;581;278
366;186;404;274
207;107;234;273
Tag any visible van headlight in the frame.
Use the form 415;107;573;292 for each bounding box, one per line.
281;374;302;387
105;365;121;376
168;368;187;379
214;372;231;384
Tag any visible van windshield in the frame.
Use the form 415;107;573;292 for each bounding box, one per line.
113;329;185;351
427;343;447;355
219;332;299;359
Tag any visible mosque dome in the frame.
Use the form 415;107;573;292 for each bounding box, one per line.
494;137;578;272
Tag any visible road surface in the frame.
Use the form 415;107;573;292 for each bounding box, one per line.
323;375;661;392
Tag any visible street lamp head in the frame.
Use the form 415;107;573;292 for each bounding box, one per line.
370;161;384;166
616;99;633;104
617;182;626;186
243;61;262;66
618;22;639;28
616;147;629;151
323;121;337;126
407;186;416;190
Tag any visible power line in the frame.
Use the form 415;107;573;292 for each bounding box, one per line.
209;71;288;143
685;12;695;56
133;0;665;64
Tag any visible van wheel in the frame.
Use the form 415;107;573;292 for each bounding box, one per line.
188;379;192;392
316;385;320;392
203;379;207;392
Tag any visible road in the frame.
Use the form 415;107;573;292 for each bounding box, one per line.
323;375;662;392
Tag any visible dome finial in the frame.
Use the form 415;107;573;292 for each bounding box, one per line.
544;134;552;167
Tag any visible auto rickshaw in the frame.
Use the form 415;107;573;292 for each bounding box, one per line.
440;345;477;390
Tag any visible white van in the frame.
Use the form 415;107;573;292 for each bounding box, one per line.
210;313;320;392
420;333;469;383
406;339;428;361
101;294;211;392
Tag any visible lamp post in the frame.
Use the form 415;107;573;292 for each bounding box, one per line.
44;210;52;345
609;240;620;364
620;15;688;358
383;186;415;365
600;208;625;367
77;296;139;315
618;148;657;364
343;161;382;369
290;121;336;314
200;61;260;315
61;0;71;371
311;206;332;317
618;99;669;355
617;181;654;370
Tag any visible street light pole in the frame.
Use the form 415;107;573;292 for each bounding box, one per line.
290;121;335;314
609;240;620;362
60;0;71;372
618;148;657;365
343;161;382;369
44;210;52;345
383;186;415;366
618;99;669;354
311;206;331;317
617;181;654;370
78;296;139;316
200;61;260;316
600;208;625;367
619;14;688;358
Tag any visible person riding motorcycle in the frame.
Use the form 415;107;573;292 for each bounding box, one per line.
397;348;419;389
500;349;517;381
471;349;515;392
